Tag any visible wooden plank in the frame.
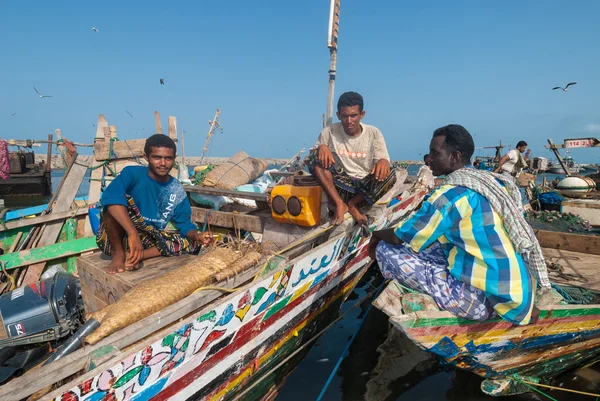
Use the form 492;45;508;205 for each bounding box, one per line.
168;116;177;139
0;208;88;232
535;229;600;256
191;207;266;232
109;125;117;139
21;156;91;285
87;114;108;207
155;110;162;134
185;185;269;201
7;231;23;253
0;237;97;271
94;138;146;161
46;133;52;172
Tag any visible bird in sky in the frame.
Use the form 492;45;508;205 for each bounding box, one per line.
11;113;17;116
160;78;165;85
34;87;52;98
92;27;99;33
125;110;134;119
552;82;577;92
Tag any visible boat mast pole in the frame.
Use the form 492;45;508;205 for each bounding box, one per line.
325;0;341;128
200;109;221;165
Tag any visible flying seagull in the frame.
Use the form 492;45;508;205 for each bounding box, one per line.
125;110;134;119
11;113;17;117
552;82;577;92
92;27;99;33
33;87;52;98
160;78;165;85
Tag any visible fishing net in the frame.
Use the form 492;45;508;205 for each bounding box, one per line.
85;245;263;344
202;151;268;190
525;210;599;235
551;283;600;305
193;164;216;185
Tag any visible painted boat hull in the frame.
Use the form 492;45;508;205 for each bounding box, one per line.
376;281;600;396
28;183;431;401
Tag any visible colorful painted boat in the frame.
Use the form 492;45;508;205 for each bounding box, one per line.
0;168;434;401
374;272;600;397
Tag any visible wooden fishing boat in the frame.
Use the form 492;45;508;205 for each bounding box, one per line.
0;139;53;199
374;229;600;397
0;104;434;400
0;173;432;401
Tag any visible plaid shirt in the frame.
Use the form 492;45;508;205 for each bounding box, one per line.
394;184;535;325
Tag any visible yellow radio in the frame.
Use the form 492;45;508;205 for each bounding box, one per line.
270;185;323;227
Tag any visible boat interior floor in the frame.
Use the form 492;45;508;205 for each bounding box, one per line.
543;247;600;291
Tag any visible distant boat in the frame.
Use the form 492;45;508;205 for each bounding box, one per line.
547;156;581;174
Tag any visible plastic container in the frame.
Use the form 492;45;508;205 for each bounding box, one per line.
270;185;322;227
88;206;101;235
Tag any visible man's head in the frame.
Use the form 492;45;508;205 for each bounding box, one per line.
144;134;177;181
336;91;365;136
426;124;475;176
516;140;528;153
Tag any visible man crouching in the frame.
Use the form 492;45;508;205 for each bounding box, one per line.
96;134;212;274
307;91;395;226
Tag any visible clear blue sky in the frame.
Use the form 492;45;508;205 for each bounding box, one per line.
2;1;599;162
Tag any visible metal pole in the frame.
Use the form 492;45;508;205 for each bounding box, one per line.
325;0;340;128
325;49;337;128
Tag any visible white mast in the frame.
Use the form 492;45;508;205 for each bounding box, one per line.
325;0;341;128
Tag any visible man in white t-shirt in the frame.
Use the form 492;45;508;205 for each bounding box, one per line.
494;141;530;180
307;92;394;226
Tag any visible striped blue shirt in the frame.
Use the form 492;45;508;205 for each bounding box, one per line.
394;184;535;325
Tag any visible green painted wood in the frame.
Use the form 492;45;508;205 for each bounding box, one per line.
0;226;31;252
0;237;97;270
403;306;600;329
65;218;77;273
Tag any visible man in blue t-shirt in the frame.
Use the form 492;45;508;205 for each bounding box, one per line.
96;134;212;274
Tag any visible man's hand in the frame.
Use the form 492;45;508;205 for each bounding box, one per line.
371;159;391;181
126;235;144;266
318;145;335;169
368;236;381;260
194;231;214;246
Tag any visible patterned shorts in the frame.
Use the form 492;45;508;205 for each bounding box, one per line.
305;150;397;205
96;196;201;257
376;241;495;321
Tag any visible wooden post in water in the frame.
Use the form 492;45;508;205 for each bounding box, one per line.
325;0;341;128
46;134;52;172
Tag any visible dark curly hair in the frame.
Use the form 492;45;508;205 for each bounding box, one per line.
432;124;474;163
516;140;528;148
144;134;177;156
337;91;364;112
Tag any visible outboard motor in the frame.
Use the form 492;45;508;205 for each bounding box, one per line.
0;273;85;384
0;273;84;346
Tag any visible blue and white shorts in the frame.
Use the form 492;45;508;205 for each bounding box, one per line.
376;241;495;321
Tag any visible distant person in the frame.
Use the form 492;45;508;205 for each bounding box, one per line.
371;125;550;325
494;141;531;180
96;134;213;274
307;91;395;226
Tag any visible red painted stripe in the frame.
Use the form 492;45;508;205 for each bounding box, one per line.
150;258;369;400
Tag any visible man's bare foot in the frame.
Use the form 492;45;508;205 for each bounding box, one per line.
124;261;143;271
106;252;126;275
332;203;348;225
348;205;368;226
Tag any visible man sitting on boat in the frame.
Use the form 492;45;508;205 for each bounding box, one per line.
96;134;213;274
494;140;530;180
306;91;395;226
370;125;551;325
